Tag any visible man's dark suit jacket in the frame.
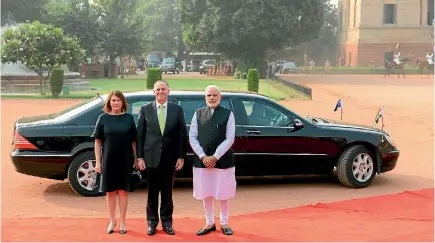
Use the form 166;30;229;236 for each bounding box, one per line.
136;101;187;168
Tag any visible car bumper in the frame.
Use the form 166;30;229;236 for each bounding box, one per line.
10;150;71;180
380;149;399;172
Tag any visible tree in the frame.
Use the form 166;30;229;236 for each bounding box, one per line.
43;0;101;58
1;0;48;26
180;0;325;74
277;1;338;66
137;0;185;57
93;0;148;78
1;21;85;94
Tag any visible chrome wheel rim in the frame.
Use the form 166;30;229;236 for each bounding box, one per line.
76;160;98;191
352;153;374;183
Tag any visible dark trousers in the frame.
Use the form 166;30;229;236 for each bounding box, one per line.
146;165;175;228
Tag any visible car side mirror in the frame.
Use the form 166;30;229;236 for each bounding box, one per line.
293;119;304;129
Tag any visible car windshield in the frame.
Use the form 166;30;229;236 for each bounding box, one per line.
51;96;103;120
204;60;216;65
284;62;296;67
162;57;176;64
147;54;160;63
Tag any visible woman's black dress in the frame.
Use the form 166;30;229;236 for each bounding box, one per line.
91;113;137;193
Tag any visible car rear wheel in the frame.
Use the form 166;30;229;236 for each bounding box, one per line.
68;151;103;197
337;145;376;188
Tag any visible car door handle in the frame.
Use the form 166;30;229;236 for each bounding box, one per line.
287;127;295;132
246;130;260;134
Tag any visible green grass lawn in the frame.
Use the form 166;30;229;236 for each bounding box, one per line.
2;77;310;100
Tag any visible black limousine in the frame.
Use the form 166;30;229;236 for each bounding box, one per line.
11;91;399;196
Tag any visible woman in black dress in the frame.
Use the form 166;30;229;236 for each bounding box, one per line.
91;90;137;235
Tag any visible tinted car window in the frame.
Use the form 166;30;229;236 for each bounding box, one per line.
162;57;176;64
177;99;231;124
130;100;153;124
241;100;291;127
52;97;103;120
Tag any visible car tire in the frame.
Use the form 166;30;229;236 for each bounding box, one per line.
336;145;376;188
68;151;104;197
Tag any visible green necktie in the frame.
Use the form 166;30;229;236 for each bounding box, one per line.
159;105;165;135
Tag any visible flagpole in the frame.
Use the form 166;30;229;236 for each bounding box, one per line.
381;115;384;142
341;106;343;120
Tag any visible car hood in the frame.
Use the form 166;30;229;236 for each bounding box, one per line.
311;117;384;134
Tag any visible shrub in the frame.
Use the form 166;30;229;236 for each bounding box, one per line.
146;68;162;89
247;69;259;93
234;67;247;79
50;69;64;97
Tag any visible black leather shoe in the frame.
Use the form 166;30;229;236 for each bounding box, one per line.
221;226;233;235
196;224;216;236
147;226;156;236
163;226;175;235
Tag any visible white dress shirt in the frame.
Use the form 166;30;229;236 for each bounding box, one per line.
156;101;168;123
189;107;236;160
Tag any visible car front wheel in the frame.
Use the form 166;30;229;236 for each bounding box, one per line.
336;145;376;188
68;151;103;197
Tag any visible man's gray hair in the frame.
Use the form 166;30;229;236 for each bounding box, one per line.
205;85;221;93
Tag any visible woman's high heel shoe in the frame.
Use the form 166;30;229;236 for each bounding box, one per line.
120;224;127;235
106;221;116;234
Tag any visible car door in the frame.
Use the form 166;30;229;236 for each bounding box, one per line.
175;98;249;176
236;98;328;176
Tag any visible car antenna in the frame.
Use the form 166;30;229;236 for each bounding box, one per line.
96;92;103;101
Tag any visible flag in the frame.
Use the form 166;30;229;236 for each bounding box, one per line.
374;106;384;124
334;98;343;112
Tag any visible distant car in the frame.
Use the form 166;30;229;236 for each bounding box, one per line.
135;56;145;70
199;59;216;74
160;57;180;74
146;53;161;68
281;62;298;74
10;91;399;197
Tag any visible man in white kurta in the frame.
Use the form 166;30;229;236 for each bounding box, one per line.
426;50;434;65
393;52;401;65
189;85;236;236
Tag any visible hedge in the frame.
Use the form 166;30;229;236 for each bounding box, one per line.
247;69;259;93
146;68;162;89
50;68;64;97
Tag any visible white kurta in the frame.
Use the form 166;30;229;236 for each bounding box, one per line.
189;108;237;200
394;53;401;65
426;54;434;65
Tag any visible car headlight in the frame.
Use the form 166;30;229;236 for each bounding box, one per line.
383;133;395;146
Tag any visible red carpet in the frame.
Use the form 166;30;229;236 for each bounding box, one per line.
2;188;433;242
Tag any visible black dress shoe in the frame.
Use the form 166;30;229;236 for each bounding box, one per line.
221;226;233;235
163;226;175;235
147;226;156;236
196;224;216;236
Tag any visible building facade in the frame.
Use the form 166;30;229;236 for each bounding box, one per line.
338;0;434;66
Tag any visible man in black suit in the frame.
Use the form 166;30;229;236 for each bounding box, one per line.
136;80;187;236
